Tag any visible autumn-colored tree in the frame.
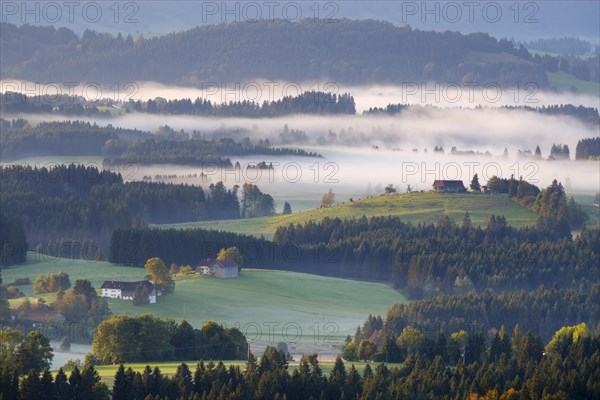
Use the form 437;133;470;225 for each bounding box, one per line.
144;257;175;295
217;247;243;268
320;189;335;208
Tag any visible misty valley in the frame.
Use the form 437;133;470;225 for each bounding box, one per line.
1;2;599;400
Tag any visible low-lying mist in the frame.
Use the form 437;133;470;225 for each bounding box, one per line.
20;106;599;153
123;81;600;112
5;82;599;204
3;80;599;112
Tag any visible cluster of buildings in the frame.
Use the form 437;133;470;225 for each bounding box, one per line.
100;259;239;303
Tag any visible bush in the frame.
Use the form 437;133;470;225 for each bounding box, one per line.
62;359;82;371
33;272;71;294
12;277;31;286
5;286;25;299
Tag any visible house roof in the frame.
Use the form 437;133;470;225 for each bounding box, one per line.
433;180;465;189
209;260;239;269
101;280;155;295
16;307;64;322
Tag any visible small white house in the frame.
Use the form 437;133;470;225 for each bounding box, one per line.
198;265;211;275
100;280;158;303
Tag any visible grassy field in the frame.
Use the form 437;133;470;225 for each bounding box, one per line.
547;71;600;97
107;270;406;343
5;255;406;345
3;255;146;300
158;192;539;239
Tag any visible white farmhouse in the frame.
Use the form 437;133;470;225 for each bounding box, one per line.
100;280;159;303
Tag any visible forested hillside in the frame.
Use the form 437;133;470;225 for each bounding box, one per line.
0;119;319;162
0;20;549;86
110;216;600;297
0;165;275;258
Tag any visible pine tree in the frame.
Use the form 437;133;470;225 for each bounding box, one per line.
470;173;481;191
174;362;193;398
54;368;70;400
113;364;129;400
40;368;55;400
68;366;82;399
20;369;41;399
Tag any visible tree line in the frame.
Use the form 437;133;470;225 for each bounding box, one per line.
0;119;149;161
576;137;600;160
485;177;587;229
0;118;320;163
91;316;248;364
106;136;320;167
0;164;276;259
109;216;599;298
364;103;600;126
1;90;356;118
132;91;356;117
2;330;598;399
351;285;599;353
1;20;549;87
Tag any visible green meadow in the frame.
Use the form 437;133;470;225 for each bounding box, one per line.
547;71;600;97
159;192;539;239
5;256;406;344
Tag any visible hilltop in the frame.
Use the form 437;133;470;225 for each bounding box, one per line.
159;192;539;239
1;20;547;87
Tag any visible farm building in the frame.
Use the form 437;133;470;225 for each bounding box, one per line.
100;280;159;303
197;259;239;278
432;180;467;193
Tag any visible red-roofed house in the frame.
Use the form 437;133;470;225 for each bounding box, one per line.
432;180;466;193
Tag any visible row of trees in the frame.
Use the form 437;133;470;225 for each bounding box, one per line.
0;118;320;163
0;119;149;161
133;91;356;117
576;137;600;160
1;363;107;400
105;136;320;167
364;103;599;126
484;176;587;229
32;272;71;294
351;286;599;353
0;90;356;118
91;316;248;364
4;333;599;399
10;278;111;325
110;215;600;297
1;20;549;87
54;280;110;324
1;164;276;257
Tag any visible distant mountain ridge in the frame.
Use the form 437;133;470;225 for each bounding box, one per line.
2;1;598;42
1;20;549;87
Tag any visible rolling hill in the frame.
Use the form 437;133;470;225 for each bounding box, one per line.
4;255;406;345
158;192;539;239
1;19;548;87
